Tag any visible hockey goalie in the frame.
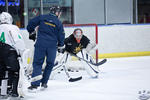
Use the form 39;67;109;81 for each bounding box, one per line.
52;28;106;81
0;12;30;99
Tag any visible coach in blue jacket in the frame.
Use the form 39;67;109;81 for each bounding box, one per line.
27;6;65;91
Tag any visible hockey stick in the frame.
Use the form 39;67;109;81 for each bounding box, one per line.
54;53;82;82
53;53;106;72
62;53;82;82
68;52;107;66
62;63;82;82
30;75;42;82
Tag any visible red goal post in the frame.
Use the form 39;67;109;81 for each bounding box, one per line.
64;24;98;63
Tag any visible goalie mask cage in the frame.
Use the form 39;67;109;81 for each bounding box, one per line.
64;24;98;66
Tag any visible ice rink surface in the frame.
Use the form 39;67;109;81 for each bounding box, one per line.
23;56;150;100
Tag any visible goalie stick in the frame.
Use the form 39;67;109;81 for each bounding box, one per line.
68;52;107;66
64;53;82;82
54;53;82;82
53;53;107;71
62;63;82;82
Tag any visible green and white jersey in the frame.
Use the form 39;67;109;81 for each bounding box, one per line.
0;24;26;52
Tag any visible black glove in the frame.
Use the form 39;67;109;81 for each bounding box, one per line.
58;45;65;53
29;31;36;41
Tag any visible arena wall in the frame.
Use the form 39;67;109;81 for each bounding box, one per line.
20;24;150;58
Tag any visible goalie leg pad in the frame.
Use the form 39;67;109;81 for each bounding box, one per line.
78;50;99;78
81;60;99;78
0;71;8;96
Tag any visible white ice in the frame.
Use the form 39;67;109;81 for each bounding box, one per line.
23;56;150;100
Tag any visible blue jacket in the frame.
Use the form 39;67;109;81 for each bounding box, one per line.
27;13;65;48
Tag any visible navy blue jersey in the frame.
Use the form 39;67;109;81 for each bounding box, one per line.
27;13;65;47
64;34;90;54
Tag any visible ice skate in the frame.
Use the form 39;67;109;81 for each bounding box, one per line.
40;84;48;91
28;85;38;93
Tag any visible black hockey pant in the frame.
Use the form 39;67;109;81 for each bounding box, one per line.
0;42;20;95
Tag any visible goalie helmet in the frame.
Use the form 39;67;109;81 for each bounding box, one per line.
0;12;13;24
50;6;62;15
73;28;83;43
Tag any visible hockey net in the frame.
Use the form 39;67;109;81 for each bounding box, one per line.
60;24;98;70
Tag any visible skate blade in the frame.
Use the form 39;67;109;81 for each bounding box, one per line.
8;97;22;100
0;95;9;99
40;87;47;91
28;89;37;93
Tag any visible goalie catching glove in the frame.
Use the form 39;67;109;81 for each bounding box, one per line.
29;31;36;41
85;42;97;53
